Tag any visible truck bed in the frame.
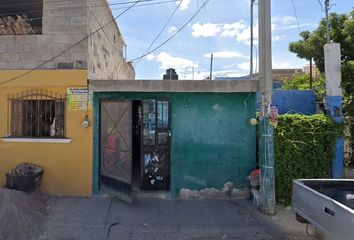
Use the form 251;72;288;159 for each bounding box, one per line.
292;179;354;240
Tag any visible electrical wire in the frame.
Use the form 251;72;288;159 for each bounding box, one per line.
317;0;324;11
291;0;302;33
129;0;211;63
0;0;171;8
134;0;184;66
0;0;178;17
0;0;142;86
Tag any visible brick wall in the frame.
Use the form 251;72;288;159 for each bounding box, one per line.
0;0;88;70
87;0;135;80
0;0;134;80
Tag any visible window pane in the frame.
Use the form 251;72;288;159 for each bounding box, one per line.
158;132;168;145
163;101;169;128
157;100;169;129
9;96;65;138
143;100;155;145
157;101;163;129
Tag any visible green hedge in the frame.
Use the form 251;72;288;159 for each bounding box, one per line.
274;114;339;205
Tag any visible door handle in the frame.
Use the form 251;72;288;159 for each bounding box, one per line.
168;131;172;137
324;207;335;217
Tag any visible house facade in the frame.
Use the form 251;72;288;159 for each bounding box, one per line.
90;80;258;201
0;0;134;196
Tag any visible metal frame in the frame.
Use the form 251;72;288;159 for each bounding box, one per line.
92;94;173;195
141;98;171;191
99;100;133;202
7;89;66;138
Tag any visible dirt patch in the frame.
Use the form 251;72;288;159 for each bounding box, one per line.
0;188;48;240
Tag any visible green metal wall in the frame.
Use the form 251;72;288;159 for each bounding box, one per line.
93;92;256;194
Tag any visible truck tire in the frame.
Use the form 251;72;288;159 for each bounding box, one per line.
295;213;309;223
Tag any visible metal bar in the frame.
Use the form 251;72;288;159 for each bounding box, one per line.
37;96;40;137
7;97;10;136
209;54;213;80
24;100;27;137
154;99;157;146
250;0;255;80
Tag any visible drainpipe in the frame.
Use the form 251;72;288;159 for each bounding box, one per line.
258;0;275;215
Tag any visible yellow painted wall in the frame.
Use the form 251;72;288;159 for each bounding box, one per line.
0;70;93;196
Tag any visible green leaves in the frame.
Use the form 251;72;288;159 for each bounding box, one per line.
281;73;326;102
342;61;354;152
289;10;354;72
274;114;339;205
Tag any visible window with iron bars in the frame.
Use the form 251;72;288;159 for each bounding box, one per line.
7;90;66;138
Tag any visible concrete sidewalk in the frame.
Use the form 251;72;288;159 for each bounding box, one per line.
39;197;316;240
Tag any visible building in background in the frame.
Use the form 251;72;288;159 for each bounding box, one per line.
303;64;320;79
0;0;134;196
163;68;179;80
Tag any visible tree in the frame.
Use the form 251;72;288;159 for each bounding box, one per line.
289;31;315;88
342;61;354;152
289;10;354;158
289;10;354;72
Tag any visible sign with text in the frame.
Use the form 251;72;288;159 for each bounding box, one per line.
67;87;92;111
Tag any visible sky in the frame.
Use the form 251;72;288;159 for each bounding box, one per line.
109;0;353;80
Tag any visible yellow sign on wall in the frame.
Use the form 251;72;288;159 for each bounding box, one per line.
67;87;92;111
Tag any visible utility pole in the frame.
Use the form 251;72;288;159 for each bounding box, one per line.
258;0;275;215
209;53;213;80
309;58;313;89
325;0;330;43
322;0;344;177
192;66;195;80
250;0;256;80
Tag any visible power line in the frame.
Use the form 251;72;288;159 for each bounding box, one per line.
317;0;324;11
0;0;142;86
0;0;167;8
130;0;211;63
134;0;184;66
0;0;178;17
0;0;177;23
291;0;302;33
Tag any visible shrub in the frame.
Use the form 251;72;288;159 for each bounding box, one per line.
274;114;339;205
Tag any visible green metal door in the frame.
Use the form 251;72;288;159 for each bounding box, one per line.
100;100;133;202
141;99;171;190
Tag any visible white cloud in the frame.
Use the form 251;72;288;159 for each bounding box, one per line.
272;15;316;31
272;15;297;27
191;20;258;45
167;26;177;34
203;51;245;59
146;52;198;74
177;0;192;10
238;62;250;71
191;22;222;37
191;15;308;45
220;22;247;37
272;35;286;41
222;64;237;69
146;54;155;61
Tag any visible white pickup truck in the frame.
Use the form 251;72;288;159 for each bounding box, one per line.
292;179;354;240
